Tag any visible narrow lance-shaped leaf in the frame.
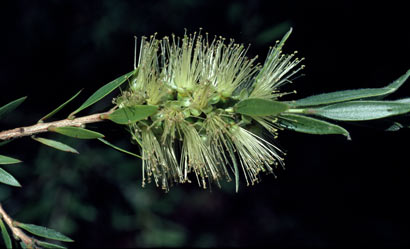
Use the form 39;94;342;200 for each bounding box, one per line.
255;21;292;45
292;69;410;107
0;217;12;249
16;223;74;242
310;100;410;121
278;113;350;139
36;240;67;249
49;126;104;139
0;140;14;147
234;98;289;116
103;105;158;125
39;89;83;122
98;138;142;159
31;137;79;154
69;70;136;117
226;146;240;193
394;97;410;104
0;168;21;187
0;96;27;120
0;155;21;165
255;27;293;81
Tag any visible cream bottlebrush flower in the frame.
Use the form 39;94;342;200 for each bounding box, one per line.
115;29;304;191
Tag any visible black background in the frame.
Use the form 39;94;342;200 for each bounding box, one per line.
1;0;409;248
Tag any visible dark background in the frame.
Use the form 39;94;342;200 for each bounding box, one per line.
1;0;409;248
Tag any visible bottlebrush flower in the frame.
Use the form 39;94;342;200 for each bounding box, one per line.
115;29;304;191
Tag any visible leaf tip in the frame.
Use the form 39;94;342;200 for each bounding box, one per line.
12;180;22;188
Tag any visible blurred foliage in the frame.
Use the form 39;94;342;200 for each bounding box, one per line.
3;137;187;247
2;136;248;247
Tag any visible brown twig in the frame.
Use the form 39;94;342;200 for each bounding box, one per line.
0;110;113;141
0;203;36;248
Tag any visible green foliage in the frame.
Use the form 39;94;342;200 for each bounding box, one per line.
394;98;410;104
234;98;289;116
0;168;21;187
104;105;158;124
0;155;21;165
0;97;27;120
0;218;12;249
49;127;104;139
0;23;409;247
0;140;14;147
98;138;142;159
227;146;240;193
278;113;350;138
253;28;293;87
31;137;79;154
15;144;189;247
69;70;136;117
36;240;67;249
292;69;410;107
311;101;410;121
385;122;404;131
254;21;292;45
39;89;83;122
16;222;74;242
279;69;410;135
98;138;142;158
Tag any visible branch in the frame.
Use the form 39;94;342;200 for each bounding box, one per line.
0;110;114;141
0;203;36;248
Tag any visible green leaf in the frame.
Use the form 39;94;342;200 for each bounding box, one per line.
0;97;27;120
385;122;404;131
19;242;28;249
0;168;21;187
226;146;239;193
234;160;239;193
49;126;104;139
278;113;350;139
394;97;410;104
69;70;136;117
31;137;79;154
255;21;292;45
0;140;14;147
0;217;12;249
39;89;83;122
104;105;158;125
36;240;67;249
234;98;289;116
386;69;410;91
255;28;292;81
0;155;21;165
98;138;142;159
292;69;410;107
16;223;74;242
311;101;410;121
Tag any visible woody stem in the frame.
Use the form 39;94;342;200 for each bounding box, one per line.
0;110;114;141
